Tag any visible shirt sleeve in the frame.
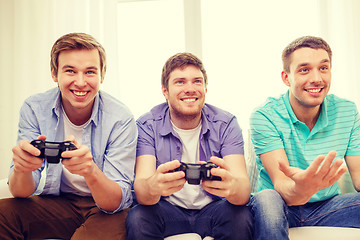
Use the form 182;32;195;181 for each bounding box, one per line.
101;115;138;213
9;101;44;192
136;119;157;157
250;108;285;155
220;116;245;156
345;104;360;156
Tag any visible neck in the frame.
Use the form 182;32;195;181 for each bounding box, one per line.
62;105;92;126
170;112;202;130
292;104;321;131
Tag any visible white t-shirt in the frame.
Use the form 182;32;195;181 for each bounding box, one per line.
166;121;213;209
60;106;91;196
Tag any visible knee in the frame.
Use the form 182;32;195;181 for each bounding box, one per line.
250;189;286;218
126;204;160;228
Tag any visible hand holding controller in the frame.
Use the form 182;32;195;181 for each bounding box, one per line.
172;162;222;185
31;140;77;164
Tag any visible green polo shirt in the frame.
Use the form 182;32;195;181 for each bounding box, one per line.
250;91;360;202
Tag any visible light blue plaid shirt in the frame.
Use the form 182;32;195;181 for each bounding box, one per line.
10;87;137;213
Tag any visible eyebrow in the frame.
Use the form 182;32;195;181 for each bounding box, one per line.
62;65;99;71
296;59;330;69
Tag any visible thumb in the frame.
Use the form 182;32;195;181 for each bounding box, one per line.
279;161;299;179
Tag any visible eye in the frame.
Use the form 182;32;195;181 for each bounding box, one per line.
65;69;75;74
86;70;96;75
299;68;309;73
320;66;329;72
175;80;184;85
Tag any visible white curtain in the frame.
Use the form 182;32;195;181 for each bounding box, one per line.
0;0;119;178
1;0;360;179
320;0;360;106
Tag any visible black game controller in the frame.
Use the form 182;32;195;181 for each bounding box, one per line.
31;140;77;164
172;162;222;185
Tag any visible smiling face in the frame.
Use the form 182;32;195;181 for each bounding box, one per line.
51;48;104;124
282;47;331;115
162;65;207;129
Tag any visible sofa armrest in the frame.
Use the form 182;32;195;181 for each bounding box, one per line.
0;178;12;199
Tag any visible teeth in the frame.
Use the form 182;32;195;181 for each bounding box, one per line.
183;98;196;103
308;89;321;93
73;91;87;96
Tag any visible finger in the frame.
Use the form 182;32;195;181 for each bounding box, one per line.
210;167;226;180
162;180;186;196
307;154;326;175
328;166;347;186
202;184;228;198
37;135;47;141
18;140;41;157
316;151;337;176
278;161;299;178
61;143;87;159
159;170;185;183
210;156;225;168
323;159;346;183
157;160;181;174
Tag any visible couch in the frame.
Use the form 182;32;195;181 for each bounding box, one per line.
1;136;360;239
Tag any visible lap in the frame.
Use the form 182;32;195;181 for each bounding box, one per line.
0;194;128;240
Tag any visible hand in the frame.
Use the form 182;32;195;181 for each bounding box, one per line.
279;150;347;196
148;160;186;197
201;156;237;198
11;135;46;173
61;135;95;177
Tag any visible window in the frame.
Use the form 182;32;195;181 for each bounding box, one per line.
116;0;185;118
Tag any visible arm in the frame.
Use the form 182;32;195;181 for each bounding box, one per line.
133;156;186;205
62;136;126;212
261;149;346;206
345;155;360;192
9;136;45;197
202;154;251;205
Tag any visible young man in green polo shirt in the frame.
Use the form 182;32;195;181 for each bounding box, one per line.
249;36;360;240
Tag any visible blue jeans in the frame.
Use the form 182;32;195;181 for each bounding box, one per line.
126;199;253;240
250;189;360;240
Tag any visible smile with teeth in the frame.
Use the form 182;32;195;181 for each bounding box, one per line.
73;90;88;96
307;88;322;93
182;98;197;103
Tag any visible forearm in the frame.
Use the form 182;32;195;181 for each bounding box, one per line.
85;165;123;212
226;176;251;205
134;178;161;205
9;170;36;198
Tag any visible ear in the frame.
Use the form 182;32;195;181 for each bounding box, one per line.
281;71;290;87
100;75;105;84
51;68;58;83
162;85;169;101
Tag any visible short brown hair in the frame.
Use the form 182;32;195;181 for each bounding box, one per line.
50;33;106;77
282;36;332;73
161;52;208;90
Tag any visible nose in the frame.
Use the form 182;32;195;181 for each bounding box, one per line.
310;70;323;84
184;81;196;93
74;73;87;87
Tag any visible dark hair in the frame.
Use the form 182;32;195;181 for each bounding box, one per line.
50;33;106;77
282;36;332;73
161;52;208;90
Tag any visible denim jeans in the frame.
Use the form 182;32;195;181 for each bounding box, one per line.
126;199;253;240
250;189;360;240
